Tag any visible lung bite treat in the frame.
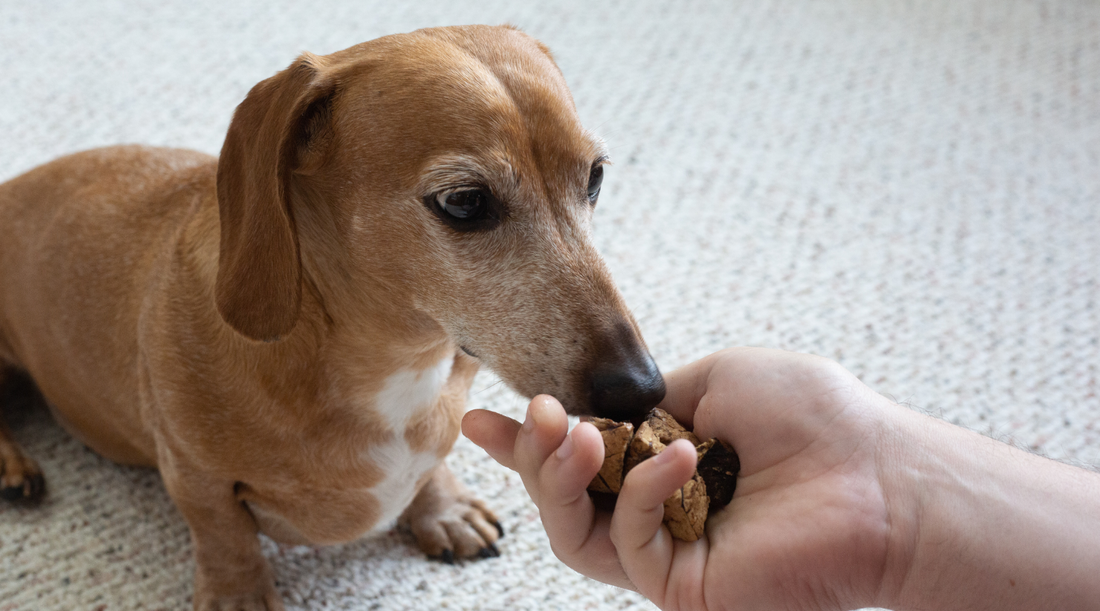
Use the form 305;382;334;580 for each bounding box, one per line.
695;437;739;508
588;419;634;494
587;408;740;541
662;471;710;541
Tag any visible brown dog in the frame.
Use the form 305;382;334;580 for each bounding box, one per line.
0;25;664;609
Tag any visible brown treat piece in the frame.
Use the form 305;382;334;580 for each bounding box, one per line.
587;418;634;493
662;473;709;541
622;408;697;474
645;408;700;446
694;438;715;460
696;438;740;509
623;419;664;474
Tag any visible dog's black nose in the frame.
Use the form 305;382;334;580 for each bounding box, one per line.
589;357;665;421
588;332;666;421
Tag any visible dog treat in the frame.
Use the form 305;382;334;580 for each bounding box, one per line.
645;409;701;446
662;472;710;541
695;437;739;508
587;408;740;541
587;418;634;494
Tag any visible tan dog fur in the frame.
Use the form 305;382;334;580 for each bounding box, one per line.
0;25;664;610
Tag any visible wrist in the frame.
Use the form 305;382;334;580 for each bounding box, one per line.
860;398;927;609
875;402;1100;611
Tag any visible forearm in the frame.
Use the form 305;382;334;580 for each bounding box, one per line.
882;406;1100;611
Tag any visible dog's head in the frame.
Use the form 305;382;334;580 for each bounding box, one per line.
214;25;663;420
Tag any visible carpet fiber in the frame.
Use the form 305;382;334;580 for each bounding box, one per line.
1;1;1098;609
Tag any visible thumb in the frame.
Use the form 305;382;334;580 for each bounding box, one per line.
655;350;734;429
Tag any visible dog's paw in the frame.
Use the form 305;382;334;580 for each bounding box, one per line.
0;438;45;501
402;494;503;562
194;584;285;611
192;558;285;611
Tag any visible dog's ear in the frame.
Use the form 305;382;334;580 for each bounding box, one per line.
215;53;334;342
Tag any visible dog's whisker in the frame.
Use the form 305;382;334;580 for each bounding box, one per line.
474;379;506;395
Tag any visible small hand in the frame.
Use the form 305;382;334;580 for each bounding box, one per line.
463;347;897;611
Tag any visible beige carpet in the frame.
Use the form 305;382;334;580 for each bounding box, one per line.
2;1;1098;609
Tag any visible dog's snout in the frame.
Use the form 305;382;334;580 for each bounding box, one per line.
587;322;666;420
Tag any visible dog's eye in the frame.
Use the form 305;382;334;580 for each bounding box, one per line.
426;187;502;231
587;165;603;203
437;189;488;220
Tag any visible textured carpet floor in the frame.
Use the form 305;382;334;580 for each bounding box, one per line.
1;1;1098;610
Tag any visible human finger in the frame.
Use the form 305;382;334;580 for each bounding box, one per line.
462;409;522;471
655;349;738;428
609;438;702;600
534;421;634;587
512;395;570;505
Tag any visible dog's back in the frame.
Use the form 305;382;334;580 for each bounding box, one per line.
0;145;214;464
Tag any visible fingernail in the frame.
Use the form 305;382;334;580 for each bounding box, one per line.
526;397;554;433
554;432;575;460
653;442;680;465
522;404;536;432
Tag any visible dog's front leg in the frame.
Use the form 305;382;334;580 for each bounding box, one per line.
159;457;283;611
399;462;503;563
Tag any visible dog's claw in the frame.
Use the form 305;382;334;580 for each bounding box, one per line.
437;549;455;565
477;544;500;559
28;473;45;500
493;520;505;539
0;473;44;502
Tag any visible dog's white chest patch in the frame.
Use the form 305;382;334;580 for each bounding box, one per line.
365;356;454;527
373;356;453;431
365;441;441;528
